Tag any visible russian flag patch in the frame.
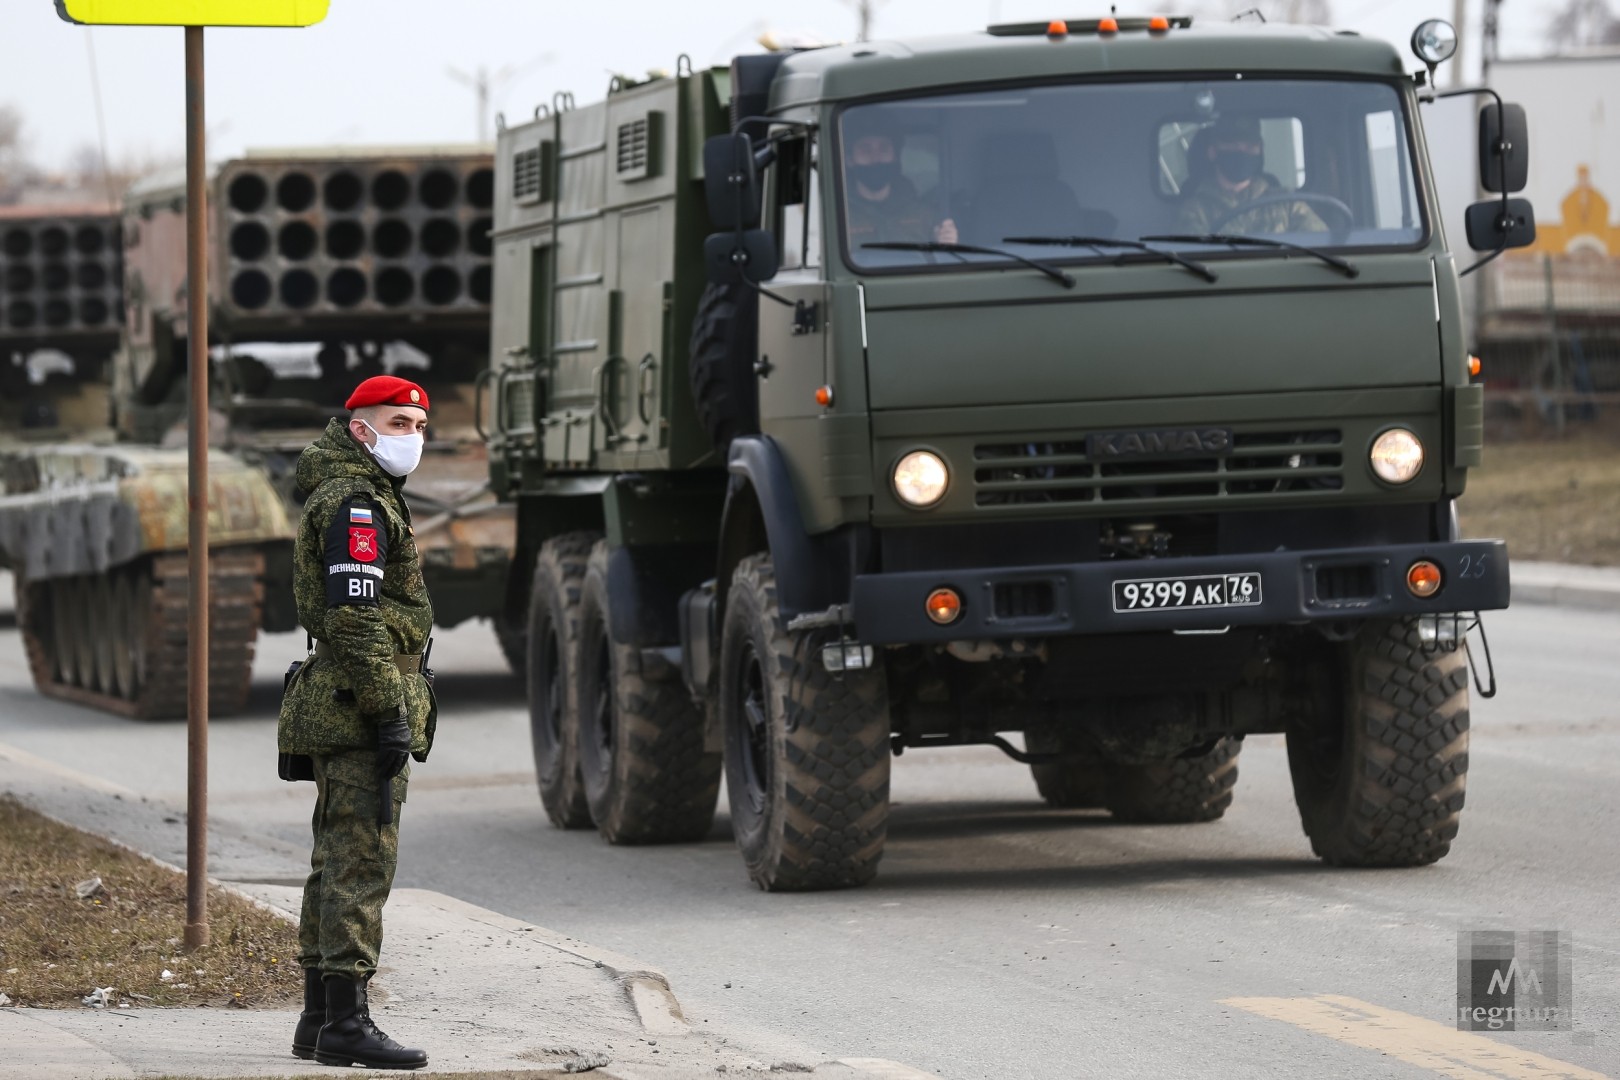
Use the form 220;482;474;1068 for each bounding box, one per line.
349;506;373;524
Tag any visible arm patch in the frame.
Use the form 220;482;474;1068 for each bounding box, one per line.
324;496;388;607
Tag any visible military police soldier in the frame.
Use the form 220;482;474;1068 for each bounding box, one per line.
279;374;436;1070
1176;114;1328;235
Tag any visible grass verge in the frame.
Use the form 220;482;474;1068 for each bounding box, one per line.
1460;432;1620;566
0;796;300;1009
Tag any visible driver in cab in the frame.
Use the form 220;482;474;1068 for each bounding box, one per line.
843;123;958;247
1176;115;1327;235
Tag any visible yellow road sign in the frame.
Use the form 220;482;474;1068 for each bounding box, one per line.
56;0;327;26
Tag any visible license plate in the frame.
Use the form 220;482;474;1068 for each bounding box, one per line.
1112;572;1263;613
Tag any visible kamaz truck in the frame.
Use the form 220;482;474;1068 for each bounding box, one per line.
485;16;1532;890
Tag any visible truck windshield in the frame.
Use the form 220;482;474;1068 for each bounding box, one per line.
839;78;1425;272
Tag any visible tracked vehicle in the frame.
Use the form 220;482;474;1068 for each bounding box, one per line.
487;17;1531;888
0;149;520;719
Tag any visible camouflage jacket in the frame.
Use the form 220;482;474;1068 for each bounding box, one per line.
278;418;435;758
1176;174;1328;236
846;179;942;248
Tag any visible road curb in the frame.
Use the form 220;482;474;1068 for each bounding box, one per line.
1511;562;1620;613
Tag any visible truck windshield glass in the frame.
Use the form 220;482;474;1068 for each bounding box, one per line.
839;78;1425;272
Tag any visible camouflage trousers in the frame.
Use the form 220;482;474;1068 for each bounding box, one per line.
297;750;409;980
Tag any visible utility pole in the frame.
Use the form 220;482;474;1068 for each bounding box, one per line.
1451;0;1469;86
447;54;553;144
1482;0;1503;85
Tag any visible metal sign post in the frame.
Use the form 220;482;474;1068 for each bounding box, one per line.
56;0;328;953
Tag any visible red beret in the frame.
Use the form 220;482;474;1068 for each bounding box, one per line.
345;375;429;412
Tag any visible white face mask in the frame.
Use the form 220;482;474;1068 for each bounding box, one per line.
359;419;424;477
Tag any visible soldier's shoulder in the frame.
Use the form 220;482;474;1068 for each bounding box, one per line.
302;477;383;525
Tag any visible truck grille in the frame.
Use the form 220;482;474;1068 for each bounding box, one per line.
973;429;1343;508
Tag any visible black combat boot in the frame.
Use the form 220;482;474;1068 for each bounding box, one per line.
291;966;325;1059
314;976;428;1070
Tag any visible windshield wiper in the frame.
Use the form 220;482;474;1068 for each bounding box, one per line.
1004;235;1217;283
1141;233;1360;278
861;241;1074;289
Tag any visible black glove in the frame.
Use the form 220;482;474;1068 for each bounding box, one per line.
376;704;412;780
374;704;411;826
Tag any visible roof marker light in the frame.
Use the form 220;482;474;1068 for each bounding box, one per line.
1098;16;1119;33
1149;15;1171;32
1047;19;1068;36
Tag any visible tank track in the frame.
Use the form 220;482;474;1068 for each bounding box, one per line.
16;549;264;720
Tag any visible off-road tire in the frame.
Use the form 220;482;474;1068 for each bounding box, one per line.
688;281;759;451
575;541;721;843
1102;738;1242;824
1286;618;1469;867
1027;728;1105;809
720;554;891;890
527;533;599;829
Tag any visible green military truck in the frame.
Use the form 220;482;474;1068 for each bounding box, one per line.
486;17;1531;890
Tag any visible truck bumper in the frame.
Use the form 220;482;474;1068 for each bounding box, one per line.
851;540;1509;645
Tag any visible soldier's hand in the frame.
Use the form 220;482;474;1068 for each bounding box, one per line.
375;704;411;781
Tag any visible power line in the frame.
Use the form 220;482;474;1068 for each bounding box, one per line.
82;28;116;209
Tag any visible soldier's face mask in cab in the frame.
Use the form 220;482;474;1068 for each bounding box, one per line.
359;420;425;477
1214;147;1263;186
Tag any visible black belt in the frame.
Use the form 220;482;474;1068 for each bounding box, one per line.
313;640;423;675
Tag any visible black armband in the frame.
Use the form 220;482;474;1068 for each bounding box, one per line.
324;496;388;607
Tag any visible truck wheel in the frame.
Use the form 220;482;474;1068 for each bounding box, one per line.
527;533;599;829
688;281;758;451
1286;618;1469;867
1026;728;1104;809
1102;738;1242;823
575;541;721;843
720;554;891;890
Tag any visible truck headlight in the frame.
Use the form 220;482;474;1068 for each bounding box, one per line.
893;450;949;508
1370;428;1424;484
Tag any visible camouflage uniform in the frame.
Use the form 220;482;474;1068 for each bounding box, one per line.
846;178;944;247
280;417;435;979
1176;173;1328;235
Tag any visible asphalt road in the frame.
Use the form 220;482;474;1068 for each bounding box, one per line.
0;570;1615;1079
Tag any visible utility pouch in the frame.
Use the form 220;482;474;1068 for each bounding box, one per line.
278;658;315;782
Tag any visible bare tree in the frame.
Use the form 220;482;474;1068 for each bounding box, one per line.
0;105;38;204
1546;0;1620;50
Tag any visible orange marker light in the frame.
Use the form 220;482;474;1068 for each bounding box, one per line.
1406;560;1443;598
1047;19;1068;36
815;385;834;407
1098;16;1119;33
1468;354;1482;377
925;587;963;625
1149;15;1171;32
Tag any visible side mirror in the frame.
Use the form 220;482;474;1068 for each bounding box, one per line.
704;229;779;286
1465;198;1535;252
703;132;762;231
1478;103;1529;194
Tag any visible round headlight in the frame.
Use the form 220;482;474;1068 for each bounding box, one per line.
893;450;949;508
1411;19;1458;66
1370;428;1424;484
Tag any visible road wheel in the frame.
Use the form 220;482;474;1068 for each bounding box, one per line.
1102;738;1242;824
1027;728;1105;809
1286;618;1469;866
576;541;720;843
526;533;598;829
720;554;891;890
89;576;116;694
687;281;758;451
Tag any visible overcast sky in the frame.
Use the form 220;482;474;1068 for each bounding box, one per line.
3;0;1552;173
